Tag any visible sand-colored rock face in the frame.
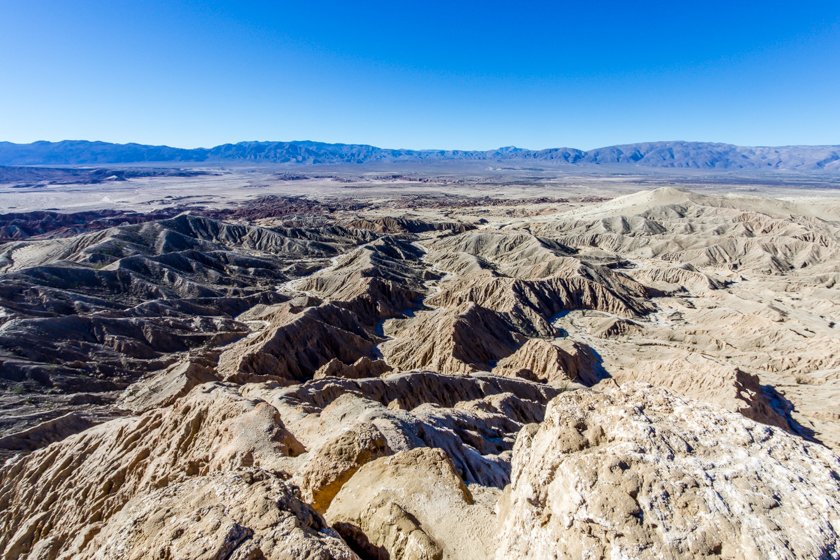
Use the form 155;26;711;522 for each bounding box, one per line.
493;338;600;386
265;372;562;488
380;303;524;374
313;356;392;380
217;301;379;384
295;423;392;513
0;370;561;558
326;448;496;560
79;472;359;560
497;383;840;560
0;383;303;559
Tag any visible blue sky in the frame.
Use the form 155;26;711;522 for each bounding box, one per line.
1;0;839;149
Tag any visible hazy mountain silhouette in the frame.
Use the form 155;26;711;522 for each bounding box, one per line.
1;139;838;170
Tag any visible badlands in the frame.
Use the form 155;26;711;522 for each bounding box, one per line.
0;168;838;559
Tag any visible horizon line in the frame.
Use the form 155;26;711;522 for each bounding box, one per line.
2;138;840;152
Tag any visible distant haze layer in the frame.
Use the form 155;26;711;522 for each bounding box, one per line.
1;140;839;172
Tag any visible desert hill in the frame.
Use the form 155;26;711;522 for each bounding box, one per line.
0;185;838;559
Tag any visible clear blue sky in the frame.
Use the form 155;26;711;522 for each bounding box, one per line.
1;0;839;149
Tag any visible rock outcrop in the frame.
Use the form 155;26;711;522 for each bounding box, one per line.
74;472;360;560
313;357;392;380
380;304;524;374
493;338;601;386
326;448;496;560
295;423;392;513
218;302;378;384
0;383;304;559
496;383;840;559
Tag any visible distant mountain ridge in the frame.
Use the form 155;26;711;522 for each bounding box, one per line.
1;139;839;171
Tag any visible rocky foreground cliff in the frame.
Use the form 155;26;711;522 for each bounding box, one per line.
0;187;838;559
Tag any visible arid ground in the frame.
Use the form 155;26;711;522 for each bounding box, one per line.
0;167;838;559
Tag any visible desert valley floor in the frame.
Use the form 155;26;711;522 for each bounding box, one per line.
0;168;838;559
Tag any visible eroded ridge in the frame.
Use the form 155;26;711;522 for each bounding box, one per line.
1;187;838;559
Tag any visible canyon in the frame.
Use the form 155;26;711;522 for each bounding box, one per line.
0;168;838;559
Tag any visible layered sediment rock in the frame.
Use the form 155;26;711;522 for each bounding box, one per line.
494;338;600;386
0;383;303;559
380;304;524;374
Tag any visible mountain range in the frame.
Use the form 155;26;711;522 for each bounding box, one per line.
1;140;839;171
